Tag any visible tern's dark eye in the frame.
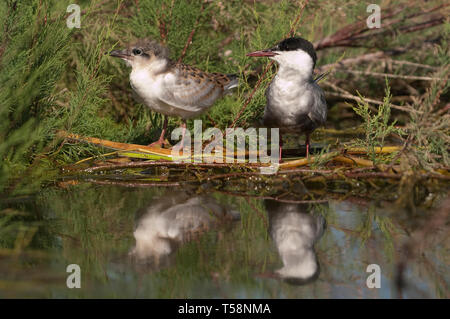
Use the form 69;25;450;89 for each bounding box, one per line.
132;48;143;55
271;44;280;51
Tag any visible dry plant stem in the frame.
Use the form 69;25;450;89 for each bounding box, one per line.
157;2;168;43
384;136;412;172
316;52;386;74
277;168;334;175
397;16;445;34
346;146;402;154
313;3;448;50
71;160;450;181
62;132;172;154
279;157;312;169
342;69;441;81
84;179;181;187
201;165;431;181
323;80;421;114
283;170;449;181
314;6;402;49
325;91;409;112
74;150;121;165
333;155;373;167
437;103;450;116
287;0;309;37
77;161;262;173
178;2;206;63
388;59;439;71
317;54;439;74
216;189;328;205
203;171;265;181
278;154;374;169
231;61;274;128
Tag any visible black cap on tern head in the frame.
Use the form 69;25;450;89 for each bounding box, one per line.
247;36;317;69
272;37;317;68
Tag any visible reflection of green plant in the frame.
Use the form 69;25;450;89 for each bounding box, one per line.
351;80;404;164
374;215;396;262
0;210;24;249
357;205;397;262
0;202;57;250
359;207;374;244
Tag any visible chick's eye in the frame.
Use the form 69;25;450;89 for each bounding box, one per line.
132;48;142;55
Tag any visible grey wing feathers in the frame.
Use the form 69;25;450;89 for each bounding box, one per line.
165;76;222;109
159;65;237;113
159;71;222;112
307;82;327;126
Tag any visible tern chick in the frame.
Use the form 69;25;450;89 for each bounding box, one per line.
110;38;238;147
247;37;327;159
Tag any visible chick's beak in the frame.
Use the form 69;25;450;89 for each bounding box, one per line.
109;49;131;60
246;49;278;57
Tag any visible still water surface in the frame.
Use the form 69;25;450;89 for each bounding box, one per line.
0;183;448;298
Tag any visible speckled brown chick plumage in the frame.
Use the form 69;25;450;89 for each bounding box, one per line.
110;38;238;120
109;38;238;147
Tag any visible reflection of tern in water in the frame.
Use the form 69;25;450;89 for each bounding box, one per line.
264;199;326;285
130;192;239;268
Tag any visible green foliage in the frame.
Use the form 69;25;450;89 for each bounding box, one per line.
0;0;313;194
48;1;145;163
405;32;449;169
0;0;72;193
310;145;335;168
0;0;448;195
351;81;404;163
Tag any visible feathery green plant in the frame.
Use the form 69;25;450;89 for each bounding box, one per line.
0;0;448;196
0;0;71;194
351;81;404;164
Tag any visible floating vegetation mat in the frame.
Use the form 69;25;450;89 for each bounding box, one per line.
55;133;450;205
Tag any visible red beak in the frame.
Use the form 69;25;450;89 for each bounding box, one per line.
246;50;277;57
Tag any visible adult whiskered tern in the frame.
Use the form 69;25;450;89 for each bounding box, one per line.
110;38;238;147
247;37;327;159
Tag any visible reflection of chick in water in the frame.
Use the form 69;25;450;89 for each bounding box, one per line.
130;192;238;267
266;200;326;285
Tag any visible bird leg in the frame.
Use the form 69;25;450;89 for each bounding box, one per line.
305;133;310;158
148;116;168;148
